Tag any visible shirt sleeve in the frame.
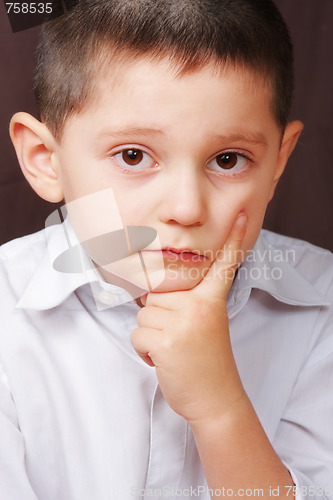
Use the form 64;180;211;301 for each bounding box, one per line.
272;304;333;500
0;359;39;500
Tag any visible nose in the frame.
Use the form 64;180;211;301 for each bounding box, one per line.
158;167;208;226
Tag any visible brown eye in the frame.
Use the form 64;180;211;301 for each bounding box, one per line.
207;152;249;175
122;149;143;166
215;153;238;170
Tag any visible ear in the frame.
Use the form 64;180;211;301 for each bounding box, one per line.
268;120;304;201
9;112;64;203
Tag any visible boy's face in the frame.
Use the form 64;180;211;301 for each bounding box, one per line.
36;59;300;293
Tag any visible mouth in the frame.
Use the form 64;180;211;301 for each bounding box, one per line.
144;247;208;263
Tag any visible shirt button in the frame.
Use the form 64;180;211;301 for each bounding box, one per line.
98;291;116;306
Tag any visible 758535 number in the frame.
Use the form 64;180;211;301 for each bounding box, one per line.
6;3;53;14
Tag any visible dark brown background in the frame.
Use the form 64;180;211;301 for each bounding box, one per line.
1;0;332;250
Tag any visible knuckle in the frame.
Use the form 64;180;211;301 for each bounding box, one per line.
136;306;150;326
130;328;139;346
136;308;145;324
161;334;175;354
146;292;156;306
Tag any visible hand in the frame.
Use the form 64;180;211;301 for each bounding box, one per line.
130;212;248;424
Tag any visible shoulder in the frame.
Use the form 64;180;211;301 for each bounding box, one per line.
261;228;331;250
256;231;333;367
0;228;48;301
260;229;333;299
260;229;333;261
1;228;47;260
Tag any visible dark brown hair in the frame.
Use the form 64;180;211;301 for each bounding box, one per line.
34;0;294;139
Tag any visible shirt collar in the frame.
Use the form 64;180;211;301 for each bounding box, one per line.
16;219;134;311
17;221;330;311
228;230;330;310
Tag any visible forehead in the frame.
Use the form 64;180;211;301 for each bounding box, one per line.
63;56;279;146
96;55;272;103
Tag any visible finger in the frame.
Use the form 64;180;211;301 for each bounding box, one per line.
145;290;188;310
139;293;148;307
219;211;247;267
196;212;247;299
130;327;162;366
136;305;173;330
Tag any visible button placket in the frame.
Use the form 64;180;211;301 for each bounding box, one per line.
144;385;188;500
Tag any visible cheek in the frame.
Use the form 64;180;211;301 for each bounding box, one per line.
242;188;270;221
58;157;94;202
214;181;272;253
212;182;259;224
112;187;156;227
240;182;273;252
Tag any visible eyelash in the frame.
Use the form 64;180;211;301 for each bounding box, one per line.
108;147;157;175
108;147;254;177
207;151;254;178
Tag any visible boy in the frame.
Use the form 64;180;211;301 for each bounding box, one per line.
1;0;332;498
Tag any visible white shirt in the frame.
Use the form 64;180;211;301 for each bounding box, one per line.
0;222;332;500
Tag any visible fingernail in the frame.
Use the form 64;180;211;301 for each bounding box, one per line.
237;213;247;226
140;293;148;306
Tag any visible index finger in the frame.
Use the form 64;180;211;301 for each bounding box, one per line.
196;212;247;300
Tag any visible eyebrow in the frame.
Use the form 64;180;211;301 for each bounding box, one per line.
97;127;267;147
96;127;164;139
207;132;268;147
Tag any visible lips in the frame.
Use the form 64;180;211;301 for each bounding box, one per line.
159;247;207;263
164;247;201;255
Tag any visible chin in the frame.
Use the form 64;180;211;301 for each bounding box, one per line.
103;256;210;294
150;269;205;293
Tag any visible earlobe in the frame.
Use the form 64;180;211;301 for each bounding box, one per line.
268;120;304;201
9;112;64;203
